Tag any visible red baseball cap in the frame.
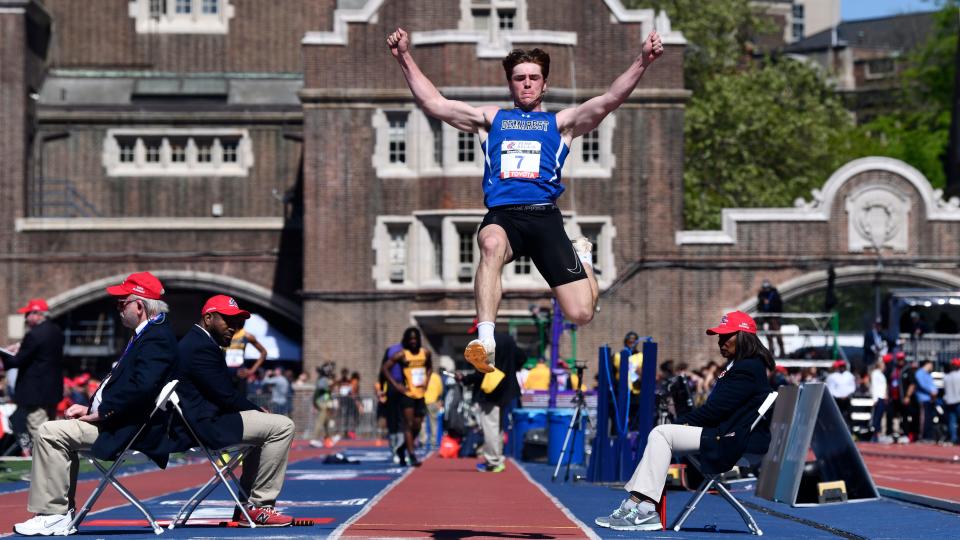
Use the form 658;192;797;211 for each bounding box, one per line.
201;295;250;319
832;360;847;369
951;358;960;368
106;272;164;300
706;311;757;335
468;317;479;334
882;353;894;363
17;298;49;313
895;351;906;360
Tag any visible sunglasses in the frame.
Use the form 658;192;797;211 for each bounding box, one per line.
116;298;141;311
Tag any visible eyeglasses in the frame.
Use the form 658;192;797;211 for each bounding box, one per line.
116;298;141;311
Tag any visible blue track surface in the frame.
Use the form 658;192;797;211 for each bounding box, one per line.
518;460;960;539
70;448;406;538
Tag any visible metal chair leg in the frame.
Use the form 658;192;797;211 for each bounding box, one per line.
177;447;253;528
715;482;763;535
670;476;717;531
71;456;163;535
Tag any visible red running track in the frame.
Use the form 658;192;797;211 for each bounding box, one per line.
858;442;960;502
339;457;591;539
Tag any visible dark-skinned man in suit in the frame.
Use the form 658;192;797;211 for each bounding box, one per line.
168;295;296;527
15;272;178;536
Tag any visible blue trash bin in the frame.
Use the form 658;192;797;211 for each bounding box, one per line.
511;408;547;458
548;409;585;465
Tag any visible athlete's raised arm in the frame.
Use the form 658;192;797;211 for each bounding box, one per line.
556;30;663;140
388;27;496;134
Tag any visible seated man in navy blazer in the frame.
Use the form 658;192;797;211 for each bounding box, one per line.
169;295;295;527
15;272;178;536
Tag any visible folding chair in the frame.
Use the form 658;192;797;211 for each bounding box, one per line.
670;391;779;536
164;389;255;530
69;379;181;535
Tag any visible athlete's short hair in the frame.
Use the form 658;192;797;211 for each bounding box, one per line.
502;48;550;80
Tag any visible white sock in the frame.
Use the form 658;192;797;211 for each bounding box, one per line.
622;498;639;510
637;501;656;513
476;321;495;342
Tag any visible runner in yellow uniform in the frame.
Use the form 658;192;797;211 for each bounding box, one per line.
382;327;432;467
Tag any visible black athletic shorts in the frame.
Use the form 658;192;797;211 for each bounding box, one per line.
479;204;587;288
398;394;427;418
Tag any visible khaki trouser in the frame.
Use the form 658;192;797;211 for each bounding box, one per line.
310;402;333;440
419;401;442;448
238;410;295;507
28;419;99;514
478;401;504;467
623;424;702;503
25;406;53;440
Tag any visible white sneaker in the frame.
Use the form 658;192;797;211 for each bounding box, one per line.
573;236;593;255
609;506;662;531
13;511;75;536
572;236;593;265
464;338;495;373
594;499;633;528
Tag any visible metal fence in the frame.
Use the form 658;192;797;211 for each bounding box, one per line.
247;386;381;439
899;333;960;369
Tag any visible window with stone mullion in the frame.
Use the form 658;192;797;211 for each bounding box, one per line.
387;112;408;164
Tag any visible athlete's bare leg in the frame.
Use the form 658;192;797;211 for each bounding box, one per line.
553;262;599;326
475;224;512;323
465;225;513;372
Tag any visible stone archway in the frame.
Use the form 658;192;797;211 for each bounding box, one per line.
735;265;960;314
44;270;302;326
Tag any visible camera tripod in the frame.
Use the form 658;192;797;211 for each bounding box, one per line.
551;364;593;483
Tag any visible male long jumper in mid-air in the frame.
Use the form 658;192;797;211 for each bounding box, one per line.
387;26;664;373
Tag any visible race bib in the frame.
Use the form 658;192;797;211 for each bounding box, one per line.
339;385;351;396
224;349;245;368
410;367;427;387
500;140;541;179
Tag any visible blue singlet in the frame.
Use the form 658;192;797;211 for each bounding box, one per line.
481;109;569;208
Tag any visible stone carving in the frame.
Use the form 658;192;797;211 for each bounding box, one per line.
794;188;825;210
845;185;910;252
933;189;960;211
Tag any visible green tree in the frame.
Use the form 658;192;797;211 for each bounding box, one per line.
684;59;855;229
625;1;853;228
627;0;770;93
843;0;959;190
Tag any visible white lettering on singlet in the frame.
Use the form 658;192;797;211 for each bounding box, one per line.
500;119;549;131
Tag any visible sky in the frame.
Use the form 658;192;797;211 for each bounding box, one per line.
842;0;941;21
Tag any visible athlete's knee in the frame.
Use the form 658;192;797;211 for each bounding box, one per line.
565;304;596;326
477;231;508;259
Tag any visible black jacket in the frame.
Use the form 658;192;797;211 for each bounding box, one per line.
462;333;523;408
678;356;773;474
90;315;178;469
168;325;260;452
6;319;65;408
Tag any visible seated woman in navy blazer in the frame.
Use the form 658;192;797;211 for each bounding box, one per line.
596;311;775;532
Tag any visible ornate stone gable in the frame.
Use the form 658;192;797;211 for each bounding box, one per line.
844;184;911;252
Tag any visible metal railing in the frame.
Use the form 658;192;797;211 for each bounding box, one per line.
899;333;960;369
31;178;102;218
63;317;116;357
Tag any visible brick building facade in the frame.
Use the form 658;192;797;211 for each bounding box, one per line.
3;0;960;388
